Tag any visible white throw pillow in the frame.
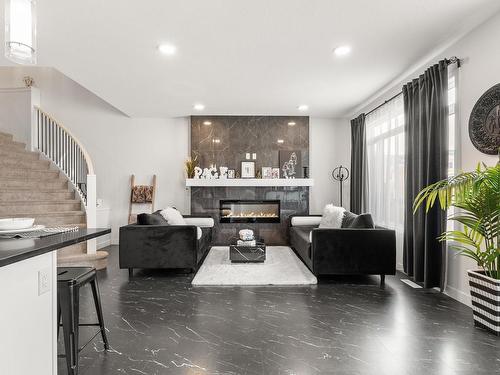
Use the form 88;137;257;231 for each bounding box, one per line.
160;207;186;225
319;204;345;229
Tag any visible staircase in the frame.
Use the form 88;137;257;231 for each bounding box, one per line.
0;130;108;269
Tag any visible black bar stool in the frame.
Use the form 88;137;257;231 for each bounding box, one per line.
57;267;109;375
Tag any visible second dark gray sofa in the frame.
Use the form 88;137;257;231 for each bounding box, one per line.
289;212;396;285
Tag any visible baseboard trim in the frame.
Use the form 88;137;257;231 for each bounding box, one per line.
444;284;471;307
401;279;422;288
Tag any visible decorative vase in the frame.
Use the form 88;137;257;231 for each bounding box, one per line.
303;166;308;178
467;270;500;336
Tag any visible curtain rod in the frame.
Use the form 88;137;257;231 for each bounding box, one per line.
363;56;460;117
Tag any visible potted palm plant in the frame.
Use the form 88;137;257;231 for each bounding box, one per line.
414;162;499;335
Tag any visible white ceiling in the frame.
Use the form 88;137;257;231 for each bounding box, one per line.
1;0;500;118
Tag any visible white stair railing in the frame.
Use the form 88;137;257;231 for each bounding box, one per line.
32;106;97;253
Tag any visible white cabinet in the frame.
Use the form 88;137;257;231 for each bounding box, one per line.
96;207;111;249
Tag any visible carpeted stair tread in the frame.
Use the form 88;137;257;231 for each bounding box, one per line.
0;130;107;268
0;169;60;179
57;250;109;270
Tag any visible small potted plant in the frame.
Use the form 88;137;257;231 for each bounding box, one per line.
414;161;499;335
185;156;198;178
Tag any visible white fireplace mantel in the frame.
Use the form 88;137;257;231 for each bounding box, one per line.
185;178;314;187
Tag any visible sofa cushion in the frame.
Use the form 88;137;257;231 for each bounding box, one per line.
160;207;186;225
292;226;313;244
342;211;375;228
137;212;168;225
319;204;345;228
289;226;314;270
197;227;212;263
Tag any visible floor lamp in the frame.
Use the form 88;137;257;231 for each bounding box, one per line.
332;165;349;207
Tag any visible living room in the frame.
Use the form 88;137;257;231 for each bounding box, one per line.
0;1;499;374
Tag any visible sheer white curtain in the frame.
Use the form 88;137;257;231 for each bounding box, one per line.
366;94;405;267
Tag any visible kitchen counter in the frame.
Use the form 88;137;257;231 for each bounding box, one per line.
0;227;111;375
0;228;111;267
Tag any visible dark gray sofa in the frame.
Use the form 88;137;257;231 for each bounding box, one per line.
289;213;396;285
119;214;213;276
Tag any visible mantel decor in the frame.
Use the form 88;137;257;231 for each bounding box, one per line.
469;83;500;155
241;161;256;178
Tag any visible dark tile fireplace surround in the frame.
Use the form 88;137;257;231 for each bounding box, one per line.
190;116;309;245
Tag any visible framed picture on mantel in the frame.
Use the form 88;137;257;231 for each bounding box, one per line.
241;161;255;178
279;150;302;178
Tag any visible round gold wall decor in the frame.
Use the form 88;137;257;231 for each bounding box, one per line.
469;83;500;155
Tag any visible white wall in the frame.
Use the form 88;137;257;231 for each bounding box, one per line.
0;88;30;142
0;67;190;244
309;118;350;213
0;68;351;244
349;12;500;305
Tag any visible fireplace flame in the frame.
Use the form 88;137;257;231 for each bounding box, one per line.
223;211;279;218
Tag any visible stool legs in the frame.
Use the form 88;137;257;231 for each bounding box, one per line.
90;279;110;350
59;284;80;375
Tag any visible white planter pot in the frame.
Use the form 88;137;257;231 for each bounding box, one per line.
468;270;500;336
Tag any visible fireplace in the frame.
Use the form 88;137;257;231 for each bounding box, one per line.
220;200;280;223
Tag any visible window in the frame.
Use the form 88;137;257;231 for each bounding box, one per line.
365;71;458;266
365;94;405;266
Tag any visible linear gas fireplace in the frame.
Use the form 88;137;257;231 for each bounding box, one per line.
220;200;280;223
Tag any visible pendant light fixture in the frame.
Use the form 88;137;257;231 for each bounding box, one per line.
5;0;37;64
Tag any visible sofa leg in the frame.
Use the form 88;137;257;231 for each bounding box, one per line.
128;268;133;278
380;274;385;288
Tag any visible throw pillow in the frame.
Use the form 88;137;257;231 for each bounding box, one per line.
137;212;168;225
341;211;375;228
319;204;345;228
160;207;186;225
341;211;357;228
350;213;375;228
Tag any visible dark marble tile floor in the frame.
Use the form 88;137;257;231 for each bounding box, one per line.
59;246;499;375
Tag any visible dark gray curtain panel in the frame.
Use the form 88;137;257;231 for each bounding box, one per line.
350;114;367;214
403;60;448;289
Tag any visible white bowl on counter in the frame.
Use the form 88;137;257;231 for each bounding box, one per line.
0;218;35;231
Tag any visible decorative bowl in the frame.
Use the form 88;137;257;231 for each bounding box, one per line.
0;218;35;231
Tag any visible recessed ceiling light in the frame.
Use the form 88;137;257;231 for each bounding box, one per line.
288;121;296;126
212;138;221;143
158;43;177;55
333;45;351;57
203;121;212;126
297;105;308;111
193;103;205;111
277;139;284;144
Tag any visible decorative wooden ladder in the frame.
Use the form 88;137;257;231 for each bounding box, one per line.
128;174;157;224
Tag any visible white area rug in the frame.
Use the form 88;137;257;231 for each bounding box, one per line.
192;246;317;286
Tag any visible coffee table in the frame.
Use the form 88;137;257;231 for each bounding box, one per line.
229;241;266;263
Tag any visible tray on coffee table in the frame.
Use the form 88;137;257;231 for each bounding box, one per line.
229;241;266;263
